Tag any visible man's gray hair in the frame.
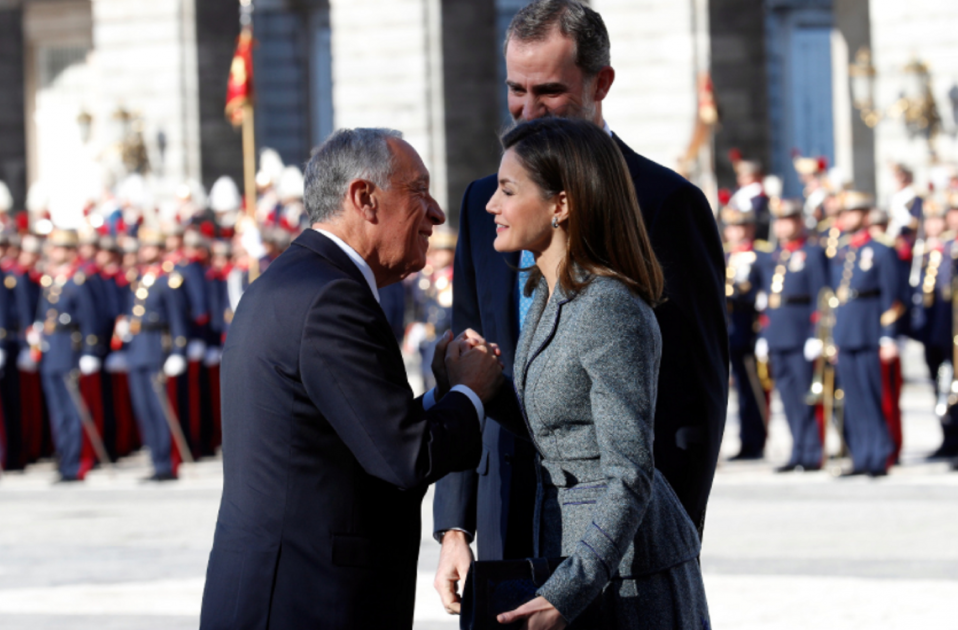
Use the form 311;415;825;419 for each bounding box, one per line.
505;0;610;77
304;127;403;224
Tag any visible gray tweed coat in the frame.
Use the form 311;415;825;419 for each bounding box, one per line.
489;274;711;629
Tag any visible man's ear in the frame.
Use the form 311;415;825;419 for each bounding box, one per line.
592;66;615;103
346;179;379;223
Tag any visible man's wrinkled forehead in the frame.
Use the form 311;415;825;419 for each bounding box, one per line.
387;137;430;189
504;31;580;85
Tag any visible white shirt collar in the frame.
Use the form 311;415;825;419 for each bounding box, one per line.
314;228;380;303
603;120;612;137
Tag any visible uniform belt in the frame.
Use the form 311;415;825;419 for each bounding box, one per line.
781;295;811;305
848;289;880;300
139;323;170;332
53;324;80;334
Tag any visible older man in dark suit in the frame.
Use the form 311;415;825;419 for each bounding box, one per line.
200;128;503;630
432;0;729;614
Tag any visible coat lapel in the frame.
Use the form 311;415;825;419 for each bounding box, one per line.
516;279;573;396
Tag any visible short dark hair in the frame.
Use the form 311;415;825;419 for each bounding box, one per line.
502;118;663;306
505;0;610;77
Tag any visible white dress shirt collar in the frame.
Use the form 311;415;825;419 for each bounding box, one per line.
314;228;380;303
603;120;612;137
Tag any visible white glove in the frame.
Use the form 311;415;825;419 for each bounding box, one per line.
26;325;41;348
164;354;187;377
114;317;132;342
17;348;37;372
186;339;207;362
79;355;102;375
804;338;823;362
754;338;769;362
104;352;129;374
0;348;6;371
203;346;222;367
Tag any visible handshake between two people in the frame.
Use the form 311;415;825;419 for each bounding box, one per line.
431;328;504;405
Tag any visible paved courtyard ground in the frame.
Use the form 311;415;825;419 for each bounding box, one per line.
1;342;956;629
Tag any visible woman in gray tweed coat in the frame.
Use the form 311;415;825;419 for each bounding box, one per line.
479;118;710;629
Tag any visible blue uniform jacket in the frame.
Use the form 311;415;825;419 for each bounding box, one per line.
123;268;189;369
725;245;759;352
0;269;19;345
910;240;956;349
753;239;828;351
831;232;902;350
13;267;41;352
36;268;99;374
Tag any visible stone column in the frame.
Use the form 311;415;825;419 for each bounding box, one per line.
0;3;26;210
440;0;500;226
833;0;875;194
330;0;448;211
591;0;702;174
708;0;770;191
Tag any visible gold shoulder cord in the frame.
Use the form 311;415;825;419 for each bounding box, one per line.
835;247;857;305
768;249;791;309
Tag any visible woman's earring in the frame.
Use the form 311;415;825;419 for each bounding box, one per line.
552;217;559;229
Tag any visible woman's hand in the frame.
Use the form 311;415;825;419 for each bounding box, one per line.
432;329;503;400
497;596;567;630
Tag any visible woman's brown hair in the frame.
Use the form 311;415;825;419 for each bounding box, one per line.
501;117;664;305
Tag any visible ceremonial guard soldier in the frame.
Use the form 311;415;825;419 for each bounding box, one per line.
728;152;771;241
911;198;958;459
831;192;903;476
408;230;456;390
75;230;113;459
795;156;830;228
888;164;923;239
13;235;48;463
723;206;768;459
0;232;24;470
169;228;213;457
119;229;189;481
32;229;101;482
205;239;233;449
753;199;828;471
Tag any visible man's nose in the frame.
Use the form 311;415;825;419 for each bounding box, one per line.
427;197;445;225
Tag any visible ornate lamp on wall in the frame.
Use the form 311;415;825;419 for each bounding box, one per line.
849;47;942;156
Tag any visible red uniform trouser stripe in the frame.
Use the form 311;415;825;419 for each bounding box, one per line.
166;376;182;474
112;373;138;457
209;364;222;450
188;360;202;456
20;371;44;463
881;356;903;466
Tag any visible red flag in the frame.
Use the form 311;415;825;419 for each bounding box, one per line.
225;28;254;127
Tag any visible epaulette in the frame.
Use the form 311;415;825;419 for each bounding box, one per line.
943;230;956;242
754;240;774;253
816;218;833;232
168;271;184;290
837;235;851;247
872;232;895;248
73;271;86;286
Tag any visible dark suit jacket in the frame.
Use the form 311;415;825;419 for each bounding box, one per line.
433;135;729;559
200;230;482;630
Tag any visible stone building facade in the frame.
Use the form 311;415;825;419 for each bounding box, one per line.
0;0;956;224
